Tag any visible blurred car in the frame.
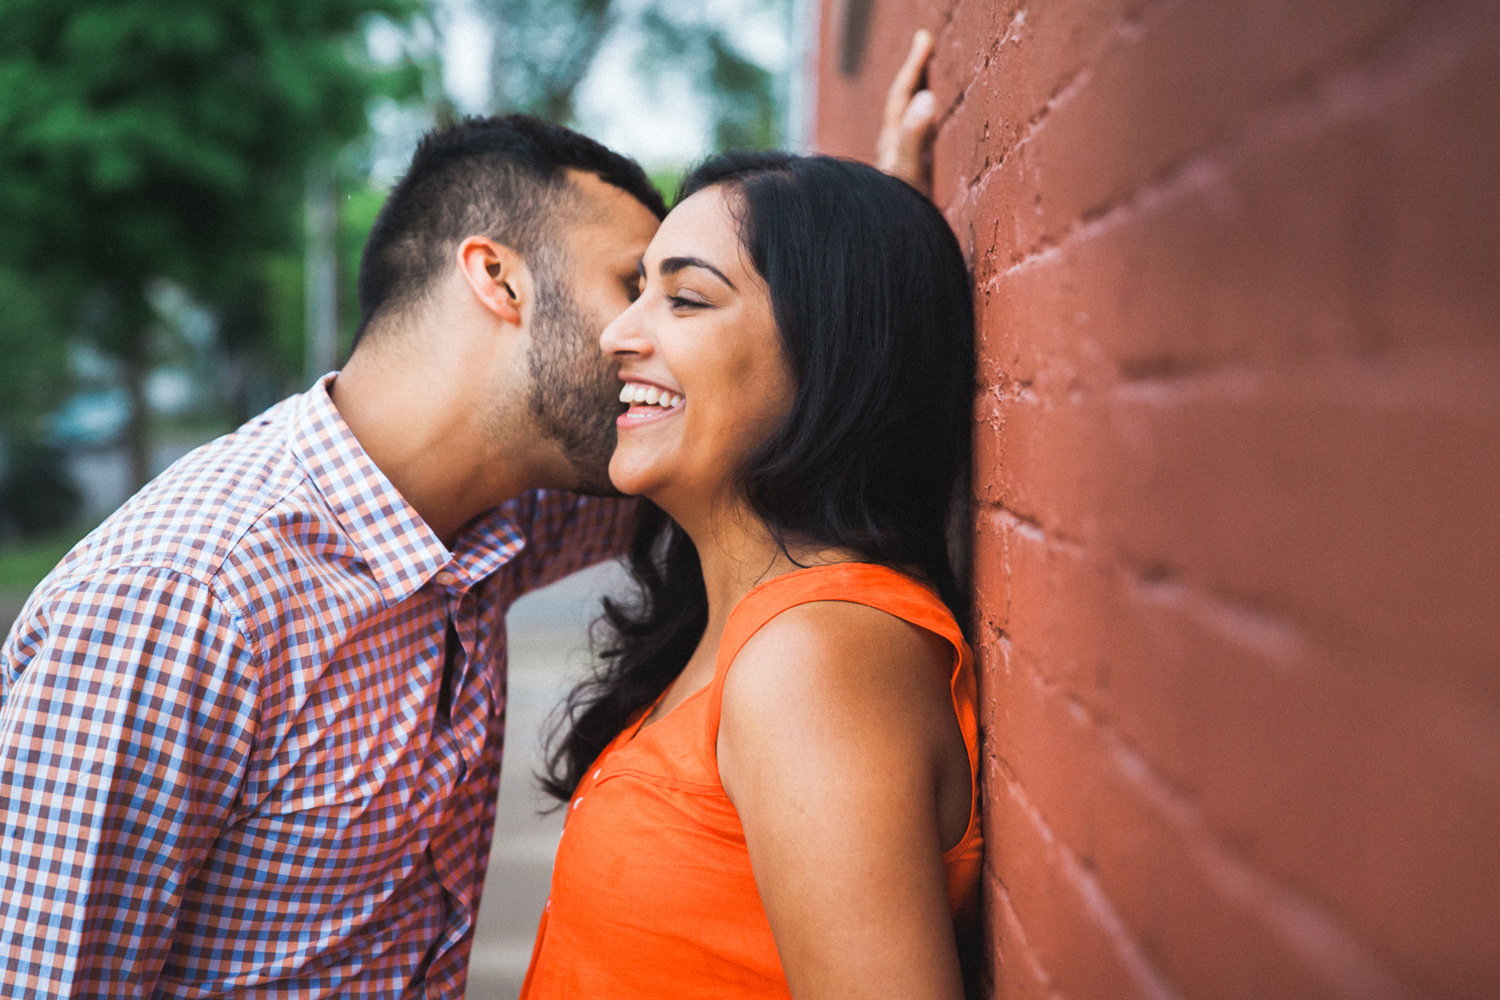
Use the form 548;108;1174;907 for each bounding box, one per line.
44;387;131;449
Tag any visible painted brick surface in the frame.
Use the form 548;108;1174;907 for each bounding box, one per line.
815;1;1500;997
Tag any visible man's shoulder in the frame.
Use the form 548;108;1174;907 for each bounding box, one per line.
495;490;637;596
43;401;328;602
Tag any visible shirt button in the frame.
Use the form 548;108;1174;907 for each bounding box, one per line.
435;570;457;586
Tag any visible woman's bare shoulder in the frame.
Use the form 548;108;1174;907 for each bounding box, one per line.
738;598;949;683
719;599;954;765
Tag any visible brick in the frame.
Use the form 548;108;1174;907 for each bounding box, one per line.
976;348;1500;674
972;352;1500;995
991;525;1500;996
930;0;1012;115
1106;565;1500;997
980;139;1374;376
1020;0;1425;249
933;0;1164;195
941;182;980;268
936;0;1154;192
823;1;1500;997
932;7;1024;191
978;9;1500;378
969;147;1039;287
985;875;1056;1000
987;764;1179;1000
991;637;1419;999
1327;2;1500;351
970;505;1012;634
1102;355;1500;676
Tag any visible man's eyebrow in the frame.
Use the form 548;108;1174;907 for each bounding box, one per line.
659;256;737;291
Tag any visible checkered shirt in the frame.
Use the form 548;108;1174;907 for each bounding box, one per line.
0;374;633;998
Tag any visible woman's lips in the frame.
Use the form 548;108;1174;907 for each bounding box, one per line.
616;379;685;429
617;401;684;428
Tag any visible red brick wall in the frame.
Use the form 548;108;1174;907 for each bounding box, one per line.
815;2;1500;997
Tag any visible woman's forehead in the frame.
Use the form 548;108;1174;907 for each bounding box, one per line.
648;187;745;274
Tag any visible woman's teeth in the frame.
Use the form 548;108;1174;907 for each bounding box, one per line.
618;382;684;409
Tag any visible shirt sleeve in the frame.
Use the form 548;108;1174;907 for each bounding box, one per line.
0;566;260;998
506;491;638;596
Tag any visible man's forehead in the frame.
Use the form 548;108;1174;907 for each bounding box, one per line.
564;168;661;232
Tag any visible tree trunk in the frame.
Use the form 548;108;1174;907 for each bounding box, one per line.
122;330;151;492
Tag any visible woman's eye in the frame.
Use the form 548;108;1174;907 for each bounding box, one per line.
668;294;707;310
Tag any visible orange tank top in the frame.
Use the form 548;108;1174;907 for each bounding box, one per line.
518;563;983;999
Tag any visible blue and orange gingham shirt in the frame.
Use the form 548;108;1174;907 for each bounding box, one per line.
0;374;633;998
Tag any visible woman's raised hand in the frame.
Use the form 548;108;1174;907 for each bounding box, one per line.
876;29;938;199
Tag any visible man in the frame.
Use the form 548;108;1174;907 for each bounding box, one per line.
0;117;662;998
0;35;938;998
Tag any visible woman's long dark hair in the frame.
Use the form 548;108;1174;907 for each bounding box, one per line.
541;151;975;802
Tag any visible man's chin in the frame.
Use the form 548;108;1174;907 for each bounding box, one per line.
566;468;625;498
561;402;626;495
530;381;625;495
558;433;625;497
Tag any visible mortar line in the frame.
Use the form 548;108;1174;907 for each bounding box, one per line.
1004;653;1410;999
987;0;1481;278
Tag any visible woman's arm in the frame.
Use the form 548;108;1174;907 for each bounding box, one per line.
718;600;970;1000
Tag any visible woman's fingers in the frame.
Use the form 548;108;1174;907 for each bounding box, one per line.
902;88;937;139
884;29;934;131
877;30;938;197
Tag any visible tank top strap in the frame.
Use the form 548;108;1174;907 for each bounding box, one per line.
702;563;978;782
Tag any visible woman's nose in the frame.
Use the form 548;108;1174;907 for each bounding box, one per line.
600;298;654;358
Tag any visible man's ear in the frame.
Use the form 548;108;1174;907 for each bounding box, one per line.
456;236;531;327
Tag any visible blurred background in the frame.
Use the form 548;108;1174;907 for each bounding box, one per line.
0;0;811;611
5;3;1497;998
0;4;809;996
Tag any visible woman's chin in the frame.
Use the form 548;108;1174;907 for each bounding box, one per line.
607;454;665;500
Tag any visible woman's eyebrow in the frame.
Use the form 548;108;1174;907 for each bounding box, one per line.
658;255;737;291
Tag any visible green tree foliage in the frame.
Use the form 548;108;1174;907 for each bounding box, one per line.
0;270;67;437
638;4;781;151
483;0;613;123
0;0;424;486
476;0;784;152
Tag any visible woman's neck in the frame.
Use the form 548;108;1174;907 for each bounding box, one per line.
685;500;858;649
636;496;860;722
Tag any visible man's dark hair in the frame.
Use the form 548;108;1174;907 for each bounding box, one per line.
354;114;667;345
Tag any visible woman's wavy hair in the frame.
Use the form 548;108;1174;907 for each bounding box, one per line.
542;151;975;802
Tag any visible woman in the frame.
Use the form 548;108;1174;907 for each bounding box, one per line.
521;149;978;999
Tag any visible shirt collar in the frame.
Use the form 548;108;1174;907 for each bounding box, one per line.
289;373;526;606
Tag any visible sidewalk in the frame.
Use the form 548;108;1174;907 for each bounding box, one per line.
468;560;626;998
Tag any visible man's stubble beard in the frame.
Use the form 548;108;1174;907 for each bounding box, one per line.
523;263;623;496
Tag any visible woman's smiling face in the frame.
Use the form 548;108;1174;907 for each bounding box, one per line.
599;185;794;518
